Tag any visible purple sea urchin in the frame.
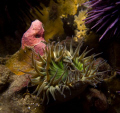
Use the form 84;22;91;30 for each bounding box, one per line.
85;0;120;41
26;40;105;104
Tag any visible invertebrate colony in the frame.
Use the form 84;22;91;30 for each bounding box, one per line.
85;0;120;41
26;39;105;104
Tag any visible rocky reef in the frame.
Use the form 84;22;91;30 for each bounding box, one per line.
0;0;120;113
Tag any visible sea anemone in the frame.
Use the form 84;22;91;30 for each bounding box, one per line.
84;0;120;41
26;39;105;104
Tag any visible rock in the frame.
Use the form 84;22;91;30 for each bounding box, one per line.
85;88;108;112
2;74;30;98
0;64;44;113
0;65;12;92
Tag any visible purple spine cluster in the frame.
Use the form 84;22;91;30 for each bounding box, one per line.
85;0;120;41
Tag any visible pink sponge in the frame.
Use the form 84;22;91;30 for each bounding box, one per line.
21;19;46;55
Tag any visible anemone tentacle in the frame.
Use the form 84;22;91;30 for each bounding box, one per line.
26;39;105;104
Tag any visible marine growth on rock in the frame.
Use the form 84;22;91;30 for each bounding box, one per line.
25;39;105;104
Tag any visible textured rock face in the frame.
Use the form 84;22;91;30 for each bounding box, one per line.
0;64;44;113
0;65;11;92
1;55;120;113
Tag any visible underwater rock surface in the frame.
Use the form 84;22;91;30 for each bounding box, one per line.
0;55;119;113
0;60;119;113
0;63;44;113
0;0;120;113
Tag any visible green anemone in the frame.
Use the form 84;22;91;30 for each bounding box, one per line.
25;39;105;104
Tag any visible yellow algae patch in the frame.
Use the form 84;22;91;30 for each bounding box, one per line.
74;10;88;41
44;18;64;42
57;0;78;17
16;0;89;41
57;0;88;17
77;0;88;6
6;47;33;75
30;1;64;41
30;0;88;41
